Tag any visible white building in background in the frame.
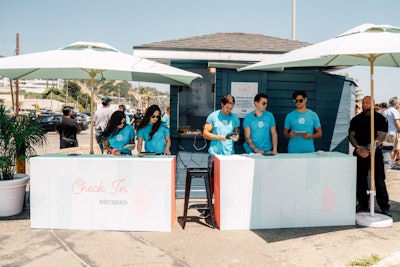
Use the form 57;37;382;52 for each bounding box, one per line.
0;77;64;93
0;77;65;111
0;94;64;111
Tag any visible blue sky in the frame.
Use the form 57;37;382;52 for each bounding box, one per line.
1;0;400;102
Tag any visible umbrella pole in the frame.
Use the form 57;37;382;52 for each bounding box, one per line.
90;76;94;154
369;56;376;217
356;56;392;228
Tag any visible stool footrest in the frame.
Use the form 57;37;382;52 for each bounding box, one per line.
182;168;216;229
187;168;209;172
187;206;212;210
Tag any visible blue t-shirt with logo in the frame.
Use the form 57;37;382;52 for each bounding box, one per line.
107;124;135;154
284;109;321;153
243;111;276;153
206;110;240;155
138;123;170;154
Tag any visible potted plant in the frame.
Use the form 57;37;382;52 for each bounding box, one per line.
0;105;47;216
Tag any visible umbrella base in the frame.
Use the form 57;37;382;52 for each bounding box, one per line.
356;212;393;227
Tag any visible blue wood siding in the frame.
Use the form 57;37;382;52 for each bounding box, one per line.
170;64;353;198
214;68;352;153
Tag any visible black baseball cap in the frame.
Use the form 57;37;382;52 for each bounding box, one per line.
102;96;112;103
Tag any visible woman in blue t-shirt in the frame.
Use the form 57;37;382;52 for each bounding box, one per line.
136;105;171;155
101;111;136;155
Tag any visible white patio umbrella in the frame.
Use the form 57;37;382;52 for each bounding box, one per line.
240;23;400;226
0;41;202;153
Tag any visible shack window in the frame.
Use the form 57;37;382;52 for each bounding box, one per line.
178;69;215;132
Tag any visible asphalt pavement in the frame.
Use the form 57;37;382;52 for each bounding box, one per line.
1;129;400;266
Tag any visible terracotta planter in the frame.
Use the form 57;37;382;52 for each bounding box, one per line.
0;174;30;217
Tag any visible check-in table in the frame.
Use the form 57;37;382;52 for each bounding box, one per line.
214;152;356;230
30;154;176;232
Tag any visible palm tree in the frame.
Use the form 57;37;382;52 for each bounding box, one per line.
0;106;47;179
138;86;158;109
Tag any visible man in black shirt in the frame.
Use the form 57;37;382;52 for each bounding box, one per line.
56;106;81;149
131;108;144;130
348;96;391;216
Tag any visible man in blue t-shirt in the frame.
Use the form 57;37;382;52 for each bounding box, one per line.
283;90;322;153
202;94;240;218
243;93;278;155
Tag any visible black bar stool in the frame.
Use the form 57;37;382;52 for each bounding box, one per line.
182;168;216;229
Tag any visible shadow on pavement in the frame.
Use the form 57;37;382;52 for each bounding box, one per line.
252;199;399;243
0;207;30;221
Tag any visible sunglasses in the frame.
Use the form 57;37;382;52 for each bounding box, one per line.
260;102;268;106
293;99;304;103
151;115;161;119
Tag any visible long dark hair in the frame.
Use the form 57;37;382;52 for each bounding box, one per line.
136;105;162;141
102;111;125;139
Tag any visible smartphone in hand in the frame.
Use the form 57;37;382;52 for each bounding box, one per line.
226;133;239;142
226;133;238;139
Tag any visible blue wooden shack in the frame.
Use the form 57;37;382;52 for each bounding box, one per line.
134;33;356;198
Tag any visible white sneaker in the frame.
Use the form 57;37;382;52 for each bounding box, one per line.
388;160;395;169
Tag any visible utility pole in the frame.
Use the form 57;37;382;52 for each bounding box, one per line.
15;33;20;118
292;0;296;40
65;80;69;105
118;84;121;104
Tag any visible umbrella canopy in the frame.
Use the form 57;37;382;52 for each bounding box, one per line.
0;41;201;86
240;23;400;220
239;23;400;71
0;41;202;153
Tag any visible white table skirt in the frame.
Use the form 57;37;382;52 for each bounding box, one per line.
30;155;176;232
214;152;356;230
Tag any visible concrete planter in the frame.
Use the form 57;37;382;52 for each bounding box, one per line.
0;174;30;217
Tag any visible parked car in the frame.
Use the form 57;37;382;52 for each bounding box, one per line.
75;115;88;131
82;112;91;123
36;114;63;133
